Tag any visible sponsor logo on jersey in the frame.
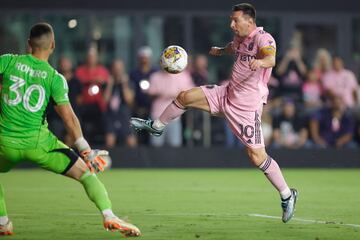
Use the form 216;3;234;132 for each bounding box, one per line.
238;54;256;62
16;63;47;79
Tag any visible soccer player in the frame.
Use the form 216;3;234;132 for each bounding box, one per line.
131;3;298;223
0;23;140;237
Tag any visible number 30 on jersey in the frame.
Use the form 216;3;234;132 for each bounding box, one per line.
3;75;45;113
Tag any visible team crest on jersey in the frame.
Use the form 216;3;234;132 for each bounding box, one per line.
248;42;254;51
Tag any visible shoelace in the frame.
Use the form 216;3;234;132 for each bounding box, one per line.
281;195;292;210
144;119;153;126
143;119;162;134
281;201;288;210
133;119;151;131
133;118;162;136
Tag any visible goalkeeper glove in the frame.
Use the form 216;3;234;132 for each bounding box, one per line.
81;149;109;173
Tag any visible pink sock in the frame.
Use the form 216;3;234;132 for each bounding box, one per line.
158;100;186;125
259;156;291;199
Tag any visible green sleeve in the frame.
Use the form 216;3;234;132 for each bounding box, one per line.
0;54;14;74
51;71;70;105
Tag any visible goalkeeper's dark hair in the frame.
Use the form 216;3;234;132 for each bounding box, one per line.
29;22;54;50
232;3;256;20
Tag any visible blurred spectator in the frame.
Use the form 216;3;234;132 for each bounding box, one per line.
48;56;82;145
146;69;194;147
322;56;359;109
105;59;137;148
302;69;323;113
355;118;360;147
187;54;210;146
276;46;307;101
266;75;283;117
191;54;209;86
58;56;83;113
75;46;111;143
75;46;110;111
272;99;308;149
130;46;158;144
267;75;281;102
312;48;332;80
309;95;355;148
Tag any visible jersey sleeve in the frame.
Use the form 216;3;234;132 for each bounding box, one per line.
0;54;14;74
272;116;281;129
258;33;276;49
51;71;70;105
258;33;276;57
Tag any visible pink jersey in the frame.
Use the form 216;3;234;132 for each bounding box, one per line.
302;82;322;104
147;70;194;118
229;27;276;111
322;69;358;108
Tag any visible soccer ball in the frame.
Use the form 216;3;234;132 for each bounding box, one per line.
160;45;188;74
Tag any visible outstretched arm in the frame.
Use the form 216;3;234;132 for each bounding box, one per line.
209;42;234;56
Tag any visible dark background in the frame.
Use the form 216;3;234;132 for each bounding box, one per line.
2;0;359;12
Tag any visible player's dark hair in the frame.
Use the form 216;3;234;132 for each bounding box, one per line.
232;3;256;20
29;22;54;50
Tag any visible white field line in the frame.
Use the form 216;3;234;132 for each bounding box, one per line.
247;213;360;228
145;213;240;216
145;212;360;228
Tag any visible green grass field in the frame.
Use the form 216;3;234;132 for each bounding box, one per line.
1;169;360;240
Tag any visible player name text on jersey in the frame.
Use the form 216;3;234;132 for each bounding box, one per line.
16;63;48;79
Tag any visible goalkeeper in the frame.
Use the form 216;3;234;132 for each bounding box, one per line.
0;23;140;237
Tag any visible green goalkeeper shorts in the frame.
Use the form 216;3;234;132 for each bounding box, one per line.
0;133;79;174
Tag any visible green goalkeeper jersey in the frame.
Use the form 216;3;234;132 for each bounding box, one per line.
0;54;69;149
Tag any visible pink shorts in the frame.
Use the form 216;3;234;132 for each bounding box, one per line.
200;85;265;148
